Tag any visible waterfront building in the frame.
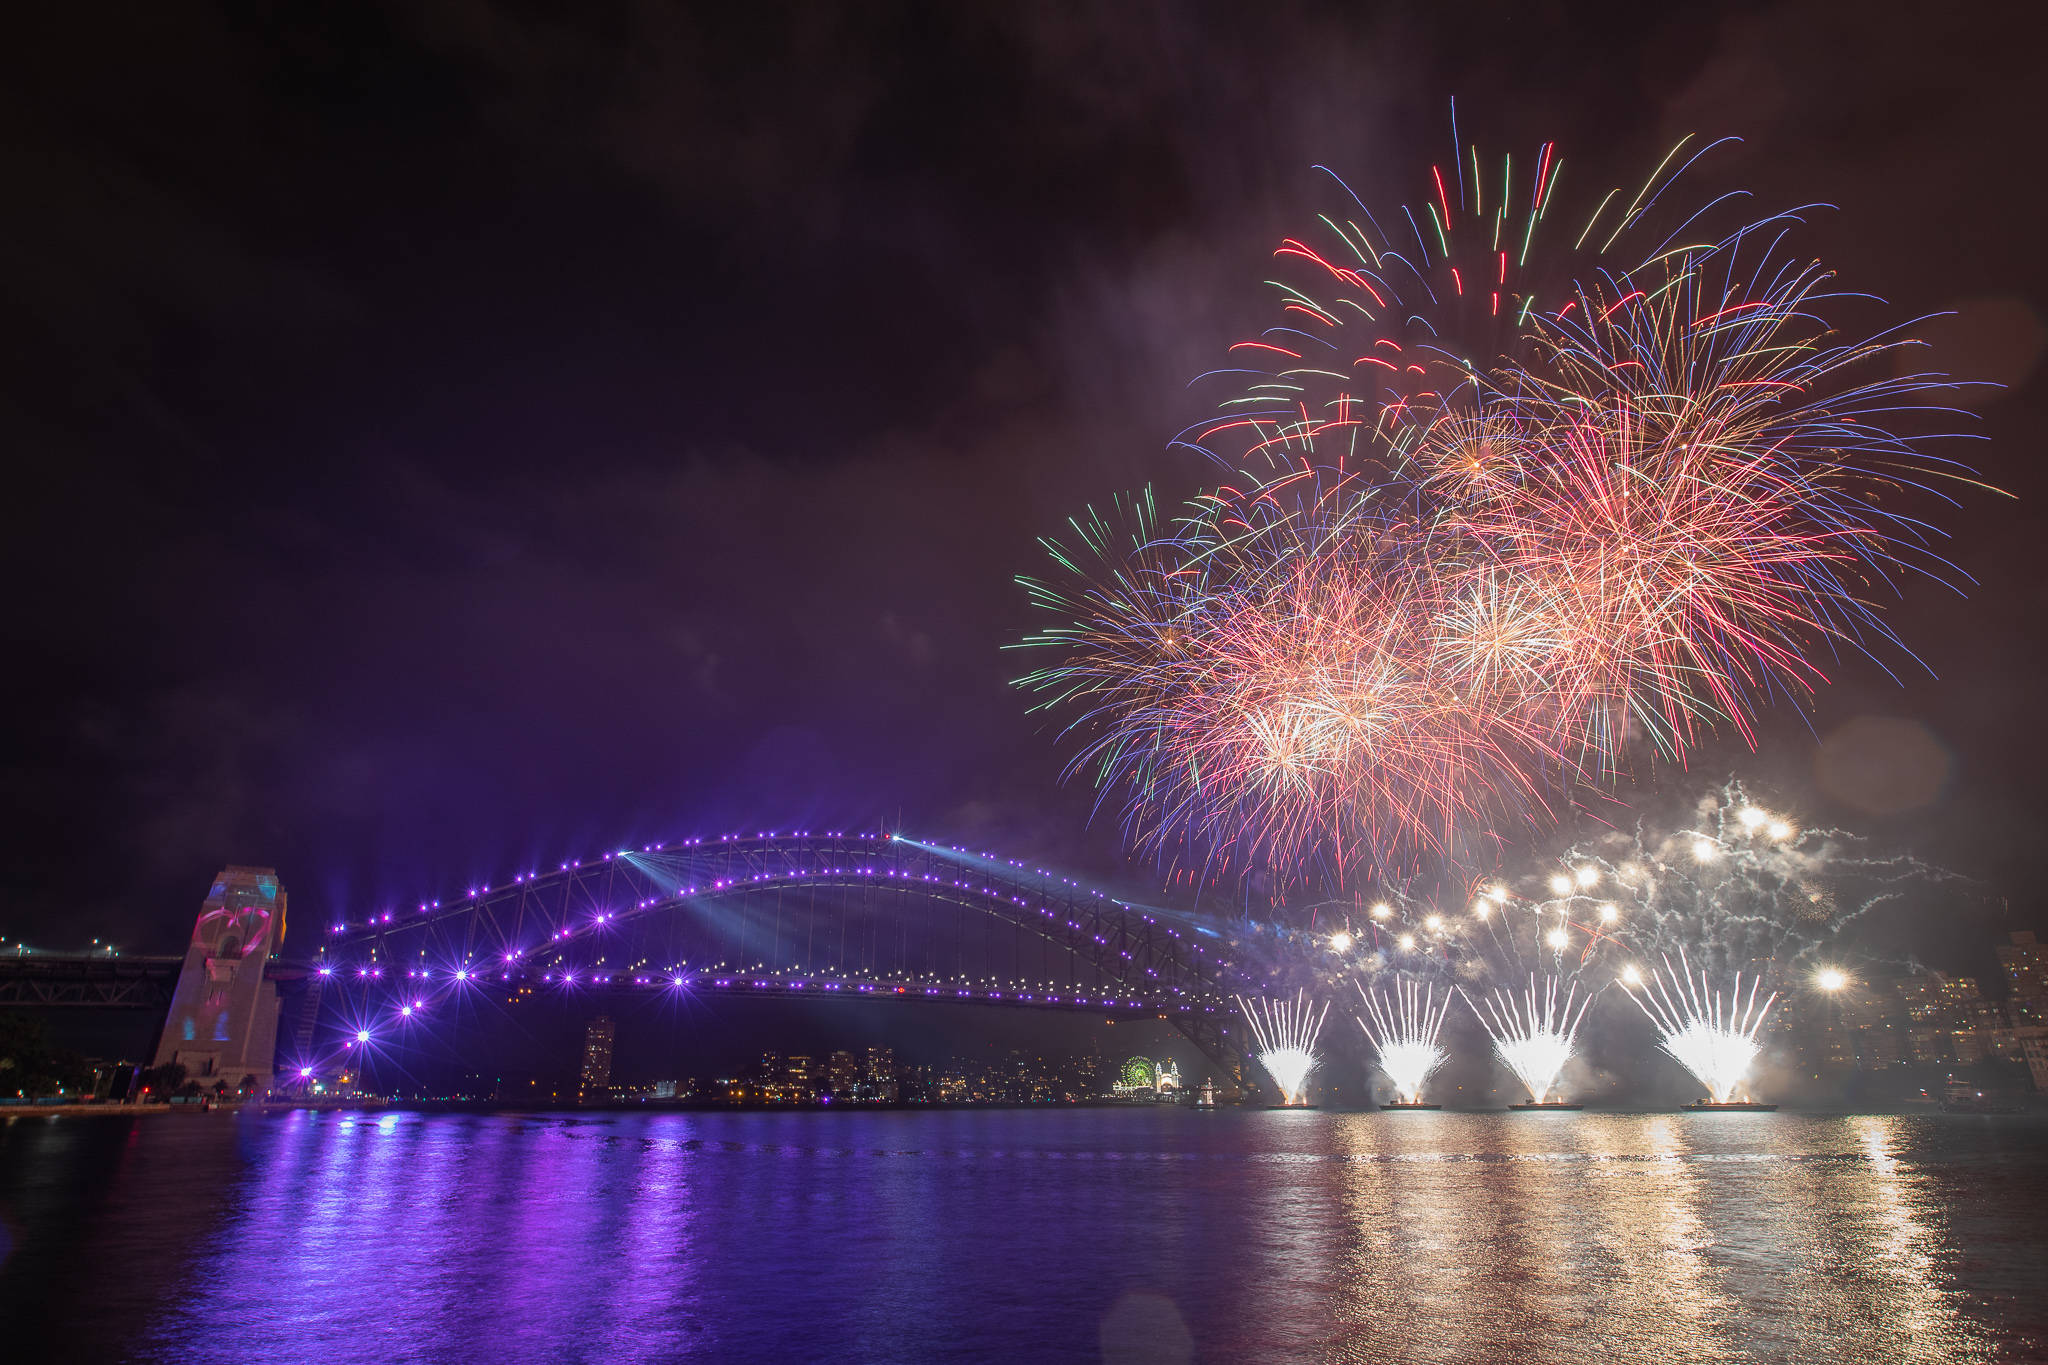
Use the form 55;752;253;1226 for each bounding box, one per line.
863;1046;898;1102
579;1017;615;1102
1837;981;1907;1069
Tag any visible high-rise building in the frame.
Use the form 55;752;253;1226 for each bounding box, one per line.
1999;931;2048;997
1896;974;1984;1065
863;1046;898;1102
829;1050;858;1098
1999;932;2048;1037
579;1017;616;1102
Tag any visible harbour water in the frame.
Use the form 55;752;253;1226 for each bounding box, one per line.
3;1108;2044;1362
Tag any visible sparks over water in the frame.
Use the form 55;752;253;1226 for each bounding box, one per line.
1236;989;1330;1106
1463;974;1592;1104
1356;978;1453;1104
1625;949;1777;1104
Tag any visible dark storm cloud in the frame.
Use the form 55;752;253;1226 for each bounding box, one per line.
0;0;2040;982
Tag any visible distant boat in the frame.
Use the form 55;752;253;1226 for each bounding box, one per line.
1381;1101;1442;1111
1509;1102;1583;1111
1939;1080;2023;1115
1194;1079;1218;1110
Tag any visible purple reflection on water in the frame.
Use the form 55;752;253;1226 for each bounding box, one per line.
0;1113;2042;1362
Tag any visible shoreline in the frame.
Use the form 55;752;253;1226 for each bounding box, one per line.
10;1099;2038;1119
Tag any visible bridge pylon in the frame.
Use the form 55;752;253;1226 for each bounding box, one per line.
151;866;285;1092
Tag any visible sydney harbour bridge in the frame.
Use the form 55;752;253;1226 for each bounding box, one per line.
4;830;1259;1088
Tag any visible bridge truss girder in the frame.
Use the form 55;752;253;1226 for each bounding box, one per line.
316;832;1251;1064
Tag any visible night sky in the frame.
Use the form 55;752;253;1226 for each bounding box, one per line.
6;1;2045;978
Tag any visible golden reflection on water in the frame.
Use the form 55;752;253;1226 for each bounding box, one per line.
1261;1113;2000;1364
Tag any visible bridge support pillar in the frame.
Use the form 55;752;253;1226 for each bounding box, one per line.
151;866;286;1093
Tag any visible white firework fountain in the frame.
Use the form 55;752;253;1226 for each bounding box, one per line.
1357;979;1452;1107
1236;990;1330;1107
1465;974;1592;1107
1626;950;1778;1108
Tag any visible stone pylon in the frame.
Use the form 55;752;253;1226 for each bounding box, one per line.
152;866;285;1091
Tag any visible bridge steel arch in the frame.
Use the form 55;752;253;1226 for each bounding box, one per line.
311;832;1249;1064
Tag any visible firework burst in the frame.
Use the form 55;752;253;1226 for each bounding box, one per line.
1625;948;1777;1104
1237;989;1330;1105
1018;128;1986;890
1462;974;1592;1104
1356;977;1453;1103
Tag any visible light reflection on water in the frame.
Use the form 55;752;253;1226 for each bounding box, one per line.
2;1110;2043;1363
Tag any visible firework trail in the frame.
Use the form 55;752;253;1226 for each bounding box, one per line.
1625;948;1776;1103
1237;989;1330;1105
1357;977;1453;1103
1525;780;1973;978
1018;127;1989;890
1462;974;1592;1104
